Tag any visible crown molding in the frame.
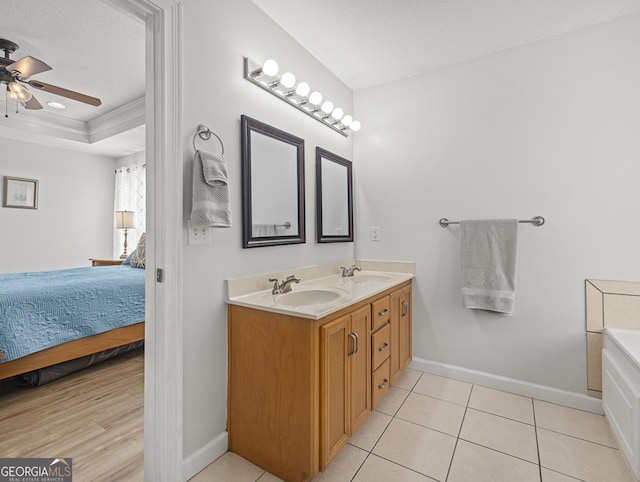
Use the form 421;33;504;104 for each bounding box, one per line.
0;96;145;156
88;96;145;143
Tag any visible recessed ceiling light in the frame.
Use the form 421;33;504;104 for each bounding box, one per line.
47;101;66;109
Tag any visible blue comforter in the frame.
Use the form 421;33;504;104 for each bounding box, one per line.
0;265;145;362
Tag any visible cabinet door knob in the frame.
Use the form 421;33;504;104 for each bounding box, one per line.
378;378;389;389
378;308;389;317
379;342;389;352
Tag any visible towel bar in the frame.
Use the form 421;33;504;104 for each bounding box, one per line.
193;124;225;154
439;216;545;228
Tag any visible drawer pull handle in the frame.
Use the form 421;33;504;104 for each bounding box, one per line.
348;333;357;356
379;342;389;352
401;300;408;317
378;308;389;317
378;378;389;389
349;332;359;356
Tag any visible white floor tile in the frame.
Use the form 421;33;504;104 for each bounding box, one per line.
395;392;466;436
352;454;432;482
412;372;472;406
459;408;538;463
468;385;534;424
372;418;456;481
534;399;617;447
447;440;540;482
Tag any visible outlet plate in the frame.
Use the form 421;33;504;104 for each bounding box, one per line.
371;226;381;241
188;221;211;245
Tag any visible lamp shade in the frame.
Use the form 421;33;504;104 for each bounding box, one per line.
116;210;136;229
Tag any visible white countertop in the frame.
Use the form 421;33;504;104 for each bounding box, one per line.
226;260;414;320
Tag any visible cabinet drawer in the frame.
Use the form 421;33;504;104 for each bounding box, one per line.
371;296;390;332
371;323;390;371
372;358;391;409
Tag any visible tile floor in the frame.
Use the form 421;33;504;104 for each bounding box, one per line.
190;369;637;482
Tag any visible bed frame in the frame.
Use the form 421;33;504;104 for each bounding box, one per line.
0;322;145;380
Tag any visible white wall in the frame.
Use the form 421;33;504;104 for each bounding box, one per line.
181;0;354;464
354;13;640;394
0;137;116;273
116;150;145;168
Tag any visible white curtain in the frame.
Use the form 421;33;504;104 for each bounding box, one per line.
113;164;146;258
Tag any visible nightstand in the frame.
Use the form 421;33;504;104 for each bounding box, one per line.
90;258;124;267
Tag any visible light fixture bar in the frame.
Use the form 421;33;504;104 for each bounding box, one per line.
243;57;352;137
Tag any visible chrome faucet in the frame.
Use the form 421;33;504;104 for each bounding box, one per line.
340;265;361;277
269;275;301;294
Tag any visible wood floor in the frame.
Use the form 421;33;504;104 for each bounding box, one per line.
0;348;144;481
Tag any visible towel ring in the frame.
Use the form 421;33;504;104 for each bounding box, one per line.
193;124;225;155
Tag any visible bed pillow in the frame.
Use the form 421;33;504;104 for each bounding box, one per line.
122;251;134;265
130;233;146;268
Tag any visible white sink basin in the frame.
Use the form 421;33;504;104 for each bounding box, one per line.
276;288;348;307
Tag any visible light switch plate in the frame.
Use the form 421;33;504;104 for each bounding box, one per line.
188;221;211;245
371;226;381;241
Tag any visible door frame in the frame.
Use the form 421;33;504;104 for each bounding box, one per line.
104;1;184;480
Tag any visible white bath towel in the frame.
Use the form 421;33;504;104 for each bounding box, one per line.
460;219;518;314
190;150;232;228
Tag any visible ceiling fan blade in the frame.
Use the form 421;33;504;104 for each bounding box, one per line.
6;56;52;78
22;94;43;110
27;80;101;106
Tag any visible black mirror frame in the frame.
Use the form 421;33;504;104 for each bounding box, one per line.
316;147;354;243
241;115;306;248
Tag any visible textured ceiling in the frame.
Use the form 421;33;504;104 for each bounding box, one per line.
252;0;640;91
0;0;145;156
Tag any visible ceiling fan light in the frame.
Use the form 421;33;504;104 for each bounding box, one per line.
8;82;32;102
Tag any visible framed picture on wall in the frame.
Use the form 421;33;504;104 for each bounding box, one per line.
3;176;39;209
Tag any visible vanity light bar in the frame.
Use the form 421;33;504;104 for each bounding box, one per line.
243;57;360;137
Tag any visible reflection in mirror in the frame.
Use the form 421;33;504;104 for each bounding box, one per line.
241;115;305;248
316;147;353;243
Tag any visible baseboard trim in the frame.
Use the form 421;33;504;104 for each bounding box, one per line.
183;431;228;481
410;357;603;414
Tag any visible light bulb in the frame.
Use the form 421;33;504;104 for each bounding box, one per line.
280;72;296;89
8;82;32;102
295;82;310;97
331;107;344;120
341;115;353;127
350;120;361;132
320;100;334;114
309;91;322;106
263;59;279;77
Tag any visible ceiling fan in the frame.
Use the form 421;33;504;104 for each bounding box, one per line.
0;38;101;112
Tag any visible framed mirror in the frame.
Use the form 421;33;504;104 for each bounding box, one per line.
241;115;306;248
316;147;353;243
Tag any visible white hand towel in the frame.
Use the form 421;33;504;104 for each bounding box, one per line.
190;150;232;228
460;219;518;314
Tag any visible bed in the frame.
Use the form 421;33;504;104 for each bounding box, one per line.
0;264;145;382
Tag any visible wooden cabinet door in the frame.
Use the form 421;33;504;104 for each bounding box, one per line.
389;289;402;383
350;305;371;433
399;285;412;373
320;315;350;469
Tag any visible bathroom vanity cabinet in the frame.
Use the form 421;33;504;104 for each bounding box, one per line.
227;279;412;482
